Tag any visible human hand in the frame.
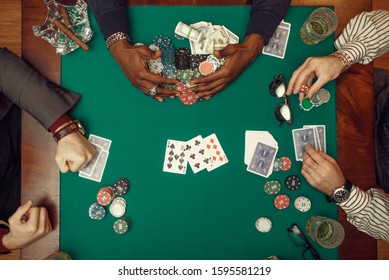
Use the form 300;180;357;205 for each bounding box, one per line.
109;40;180;102
301;145;345;196
2;200;52;250
55;130;96;172
190;33;264;100
286;56;344;101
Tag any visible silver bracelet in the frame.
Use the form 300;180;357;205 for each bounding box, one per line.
106;32;130;49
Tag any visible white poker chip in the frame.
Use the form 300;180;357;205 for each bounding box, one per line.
294;196;311;212
255;217;272;233
109;197;126;218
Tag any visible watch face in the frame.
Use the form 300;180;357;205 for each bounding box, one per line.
333;189;350;203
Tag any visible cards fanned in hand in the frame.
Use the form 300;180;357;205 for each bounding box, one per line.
262;20;290;59
292;125;326;161
162;133;228;175
79;134;111;182
245;131;279;178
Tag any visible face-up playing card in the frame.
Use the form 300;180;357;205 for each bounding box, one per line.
262;23;290;59
247;141;278;177
203;133;228;171
292;128;317;161
162;139;188;175
184;135;212;173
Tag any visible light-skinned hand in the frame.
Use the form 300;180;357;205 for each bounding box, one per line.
2;200;52;250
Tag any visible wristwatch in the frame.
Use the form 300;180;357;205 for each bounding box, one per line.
330;179;353;203
53;119;85;142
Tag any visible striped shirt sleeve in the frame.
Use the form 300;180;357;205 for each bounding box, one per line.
339;186;389;242
334;10;389;65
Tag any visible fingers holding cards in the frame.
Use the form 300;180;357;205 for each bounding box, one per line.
292;125;326;161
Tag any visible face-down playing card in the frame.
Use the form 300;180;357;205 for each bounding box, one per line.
292;127;317;161
247;141;278;177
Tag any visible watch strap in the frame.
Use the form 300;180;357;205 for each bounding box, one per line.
53;120;84;142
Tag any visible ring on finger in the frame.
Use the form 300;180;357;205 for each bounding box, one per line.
147;85;158;96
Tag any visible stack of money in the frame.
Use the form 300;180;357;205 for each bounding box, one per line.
175;21;239;55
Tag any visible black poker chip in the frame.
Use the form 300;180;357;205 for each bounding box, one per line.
175;47;191;70
285;175;301;191
113;177;130;196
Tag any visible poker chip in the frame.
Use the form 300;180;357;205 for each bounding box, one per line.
285;175;301;191
190;54;207;70
206;55;222;71
176;83;197;105
255;217;272;233
273;158;283;172
317;88;330;103
177;69;194;83
88;202;106;220
310;91;322;106
113;217;129;234
96;186;115;206
113;177;130;196
279;156;292;171
300;98;313;111
264;180;281;195
175;47;191;70
110;197;126;218
274;194;290;210
294;196;311;212
198;60;214;76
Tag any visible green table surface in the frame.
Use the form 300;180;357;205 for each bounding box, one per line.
61;6;337;260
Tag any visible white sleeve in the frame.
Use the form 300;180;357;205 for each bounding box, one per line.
339;186;389;242
334;10;389;65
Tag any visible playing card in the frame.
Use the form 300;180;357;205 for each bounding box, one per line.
245;131;278;165
89;134;112;151
247;141;278;177
203;133;228;171
292;128;317;161
262;25;290;59
279;20;291;29
78;143;103;176
163;140;188;175
79;150;109;182
184;135;212;173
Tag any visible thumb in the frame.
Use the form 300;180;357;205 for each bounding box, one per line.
150;49;162;60
215;44;236;59
16;200;33;217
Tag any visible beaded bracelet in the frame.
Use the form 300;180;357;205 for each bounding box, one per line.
330;51;353;72
106;32;130;49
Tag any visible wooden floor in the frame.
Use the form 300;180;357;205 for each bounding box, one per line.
0;0;388;260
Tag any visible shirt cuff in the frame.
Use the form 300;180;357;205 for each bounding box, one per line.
339;186;371;216
49;114;72;133
335;41;368;65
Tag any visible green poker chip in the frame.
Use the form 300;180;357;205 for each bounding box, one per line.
300;98;314;111
273;158;283;172
113;217;129;234
264;180;282;195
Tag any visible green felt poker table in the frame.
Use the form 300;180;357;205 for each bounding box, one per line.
60;6;338;260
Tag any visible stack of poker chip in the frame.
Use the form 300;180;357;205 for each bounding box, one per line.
88;177;131;234
255;217;272;233
285;175;301;191
300;87;331;111
272;156;292;172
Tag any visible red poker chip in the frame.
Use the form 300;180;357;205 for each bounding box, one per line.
97;186;114;206
279;156;292;171
178;86;197;106
274;194;290;210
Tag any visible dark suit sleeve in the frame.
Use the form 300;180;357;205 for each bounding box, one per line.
88;0;129;39
0;48;81;130
246;0;291;44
